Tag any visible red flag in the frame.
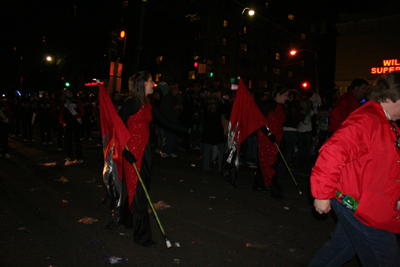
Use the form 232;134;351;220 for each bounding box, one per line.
230;79;268;151
98;84;131;181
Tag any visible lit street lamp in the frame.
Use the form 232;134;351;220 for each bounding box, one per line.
235;7;254;83
46;56;52;62
289;49;318;93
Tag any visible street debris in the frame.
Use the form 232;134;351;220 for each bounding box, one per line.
119;233;129;236
246;243;269;249
174;242;180;247
65;160;79;166
191;164;195;167
289;248;296;252
283;207;289;210
38;162;57;166
29;187;43;191
86;178;96;183
209;196;216;199
78;217;98;224
174;259;180;264
55;177;68;184
102;256;128;264
18;227;26;231
62;199;68;203
148;200;171;213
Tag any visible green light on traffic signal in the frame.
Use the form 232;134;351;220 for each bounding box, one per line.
65;82;70;87
209;72;213;77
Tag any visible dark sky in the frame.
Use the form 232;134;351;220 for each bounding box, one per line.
0;0;394;94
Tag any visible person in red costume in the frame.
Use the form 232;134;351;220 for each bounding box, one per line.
309;71;400;266
327;77;369;134
119;71;192;247
252;85;288;198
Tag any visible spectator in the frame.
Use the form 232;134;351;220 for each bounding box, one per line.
0;97;12;158
200;89;226;172
297;95;313;167
20;92;34;142
328;78;369;134
160;82;183;158
60;88;85;164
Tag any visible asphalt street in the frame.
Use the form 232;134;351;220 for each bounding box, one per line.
0;128;363;266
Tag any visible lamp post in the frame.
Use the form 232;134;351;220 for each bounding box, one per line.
234;7;254;84
290;49;318;93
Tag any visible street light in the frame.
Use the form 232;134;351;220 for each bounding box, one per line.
289;49;318;93
235;7;255;84
46;56;52;62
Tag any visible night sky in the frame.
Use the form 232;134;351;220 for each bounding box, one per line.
0;0;391;95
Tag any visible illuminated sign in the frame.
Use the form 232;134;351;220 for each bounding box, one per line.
371;59;400;74
85;81;104;86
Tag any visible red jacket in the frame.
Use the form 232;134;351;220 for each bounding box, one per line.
328;91;360;132
311;101;400;233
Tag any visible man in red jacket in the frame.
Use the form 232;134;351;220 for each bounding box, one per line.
309;71;400;266
327;78;369;134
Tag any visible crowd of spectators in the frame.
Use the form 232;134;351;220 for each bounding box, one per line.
0;78;357;176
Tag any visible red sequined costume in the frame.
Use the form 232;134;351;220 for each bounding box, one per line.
254;100;286;190
120;99;189;245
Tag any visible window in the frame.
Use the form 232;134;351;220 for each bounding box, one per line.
190;16;201;22
275;52;280;60
155;74;161;82
188;71;196;80
156;56;163;64
194;55;199;60
241;43;248;52
262;65;268;72
243;26;247;34
288;70;293;77
223;19;228;27
260;81;268;88
265;2;269;8
288;14;294;21
273;67;281;75
222;38;227;46
301;33;306;40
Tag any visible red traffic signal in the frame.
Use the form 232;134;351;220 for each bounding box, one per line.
302;82;309;89
194;62;198;68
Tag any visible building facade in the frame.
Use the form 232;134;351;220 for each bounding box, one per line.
335;1;400;92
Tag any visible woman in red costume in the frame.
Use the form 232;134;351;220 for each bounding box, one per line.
119;71;190;247
253;85;288;198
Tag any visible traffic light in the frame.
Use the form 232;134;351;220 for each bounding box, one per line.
65;82;70;87
302;82;309;89
194;62;198;68
117;30;126;58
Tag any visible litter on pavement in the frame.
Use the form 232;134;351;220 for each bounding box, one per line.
246;243;269;249
55;177;68;184
78;217;98;224
38;162;57;166
29;187;43;191
86;178;96;183
102;256;128;264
